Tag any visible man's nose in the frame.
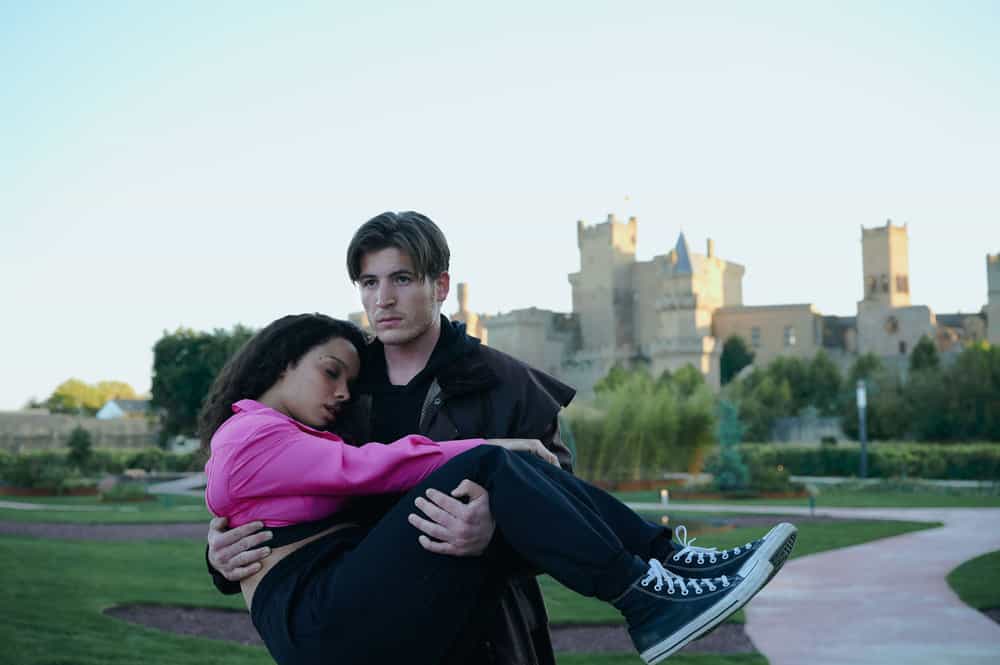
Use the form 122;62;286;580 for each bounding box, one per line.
376;284;395;307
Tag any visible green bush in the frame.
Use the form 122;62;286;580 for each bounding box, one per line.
742;443;1000;480
66;426;93;469
0;452;84;493
570;365;717;483
100;482;149;502
0;448;203;486
125;448;166;471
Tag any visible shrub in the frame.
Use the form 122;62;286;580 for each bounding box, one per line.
742;443;1000;481
67;426;93;469
100;482;149;502
570;365;717;483
125;448;166;472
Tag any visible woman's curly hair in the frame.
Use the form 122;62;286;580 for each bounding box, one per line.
198;313;368;450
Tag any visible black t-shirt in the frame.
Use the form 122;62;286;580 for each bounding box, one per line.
360;317;467;444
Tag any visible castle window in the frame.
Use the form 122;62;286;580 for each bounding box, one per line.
896;275;909;293
899;340;907;354
751;327;761;348
784;326;797;347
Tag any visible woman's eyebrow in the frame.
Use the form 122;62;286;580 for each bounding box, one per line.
322;355;348;371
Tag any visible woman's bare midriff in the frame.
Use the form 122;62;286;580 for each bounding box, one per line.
241;522;360;609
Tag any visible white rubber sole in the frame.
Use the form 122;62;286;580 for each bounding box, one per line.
639;553;772;664
736;522;798;584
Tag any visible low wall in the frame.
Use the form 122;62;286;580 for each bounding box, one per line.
0;412;158;452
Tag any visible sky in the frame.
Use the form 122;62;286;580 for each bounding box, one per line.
1;0;998;409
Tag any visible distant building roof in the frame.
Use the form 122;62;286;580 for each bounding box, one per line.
112;399;150;414
674;232;692;275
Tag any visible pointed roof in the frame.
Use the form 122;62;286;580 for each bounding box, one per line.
673;232;692;275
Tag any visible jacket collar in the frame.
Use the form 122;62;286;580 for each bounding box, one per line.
359;317;498;397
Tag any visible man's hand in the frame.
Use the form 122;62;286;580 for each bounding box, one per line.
207;516;273;581
408;479;495;556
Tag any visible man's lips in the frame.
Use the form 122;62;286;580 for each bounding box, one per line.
376;317;403;326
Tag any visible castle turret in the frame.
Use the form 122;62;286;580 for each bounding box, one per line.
987;253;1000;345
861;220;911;307
569;214;637;351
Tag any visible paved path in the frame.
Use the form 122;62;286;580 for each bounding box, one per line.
625;503;1000;665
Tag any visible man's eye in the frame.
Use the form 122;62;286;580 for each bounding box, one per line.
326;370;341;380
394;275;411;285
361;279;376;288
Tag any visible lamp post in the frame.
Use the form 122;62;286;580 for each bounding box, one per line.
856;379;868;478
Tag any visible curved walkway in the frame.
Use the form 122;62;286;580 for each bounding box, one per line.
628;503;1000;665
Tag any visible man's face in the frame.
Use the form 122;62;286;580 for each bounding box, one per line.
358;246;449;346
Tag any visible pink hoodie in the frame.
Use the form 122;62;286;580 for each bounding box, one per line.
205;399;485;528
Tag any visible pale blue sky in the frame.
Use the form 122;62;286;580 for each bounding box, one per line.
1;1;998;409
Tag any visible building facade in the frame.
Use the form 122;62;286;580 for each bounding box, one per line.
352;216;996;395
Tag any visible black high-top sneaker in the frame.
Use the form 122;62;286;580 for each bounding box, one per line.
613;558;771;664
663;522;798;585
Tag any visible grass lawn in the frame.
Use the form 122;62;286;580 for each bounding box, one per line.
947;549;1000;611
2;516;937;665
0;494;211;523
613;483;1000;509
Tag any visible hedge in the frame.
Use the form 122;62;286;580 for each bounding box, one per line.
742;443;1000;481
0;448;206;489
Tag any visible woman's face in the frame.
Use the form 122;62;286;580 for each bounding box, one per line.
270;336;361;429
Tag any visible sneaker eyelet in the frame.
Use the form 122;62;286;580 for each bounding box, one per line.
654;584;663;591
641;580;650;587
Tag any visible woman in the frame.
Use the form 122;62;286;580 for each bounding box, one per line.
201;313;795;665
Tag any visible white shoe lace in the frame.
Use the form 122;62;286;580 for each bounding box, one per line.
670;525;755;565
640;559;730;595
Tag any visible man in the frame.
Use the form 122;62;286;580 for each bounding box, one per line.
206;211;794;664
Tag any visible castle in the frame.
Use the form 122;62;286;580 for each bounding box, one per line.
449;215;998;395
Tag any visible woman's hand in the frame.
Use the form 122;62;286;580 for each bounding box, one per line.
487;438;559;466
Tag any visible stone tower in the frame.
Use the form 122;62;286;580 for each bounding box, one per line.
861;220;911;307
569;214;637;351
987;254;1000;345
451;282;488;343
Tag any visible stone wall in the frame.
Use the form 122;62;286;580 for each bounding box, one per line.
0;412;157;452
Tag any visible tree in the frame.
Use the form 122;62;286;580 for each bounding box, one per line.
909;335;940;373
67;426;93;469
44;379;139;414
808;351;843;416
720;336;754;385
94;381;138;404
593;364;631;395
707;400;749;491
151;325;255;440
46;378;101;414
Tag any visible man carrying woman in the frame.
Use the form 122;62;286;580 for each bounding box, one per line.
204;212;796;664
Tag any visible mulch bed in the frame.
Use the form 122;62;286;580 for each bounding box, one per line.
104;604;755;654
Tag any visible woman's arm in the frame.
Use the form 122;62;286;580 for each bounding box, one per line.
217;420;485;503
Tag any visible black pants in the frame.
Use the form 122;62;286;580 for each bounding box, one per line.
251;445;669;665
